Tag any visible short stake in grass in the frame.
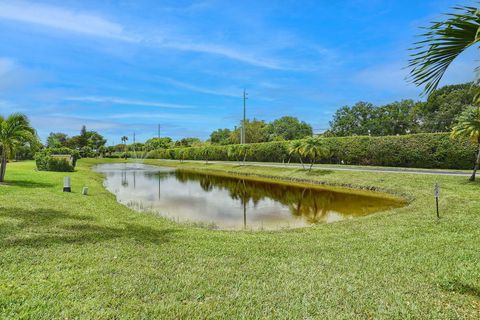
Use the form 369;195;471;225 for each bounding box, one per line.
82;186;88;195
434;182;440;219
63;176;71;192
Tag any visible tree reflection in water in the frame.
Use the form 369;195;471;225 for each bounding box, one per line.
173;170;403;224
97;164;406;229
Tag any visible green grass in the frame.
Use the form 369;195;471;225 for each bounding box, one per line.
1;159;479;319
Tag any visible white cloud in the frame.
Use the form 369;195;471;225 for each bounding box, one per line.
0;0;136;41
157;41;287;70
65;96;194;109
0;1;305;70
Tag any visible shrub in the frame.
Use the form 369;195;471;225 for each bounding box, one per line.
35;148;80;172
145;133;477;170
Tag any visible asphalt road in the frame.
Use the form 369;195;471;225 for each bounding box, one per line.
156;159;471;177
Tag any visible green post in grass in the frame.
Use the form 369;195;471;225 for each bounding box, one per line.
434;183;440;219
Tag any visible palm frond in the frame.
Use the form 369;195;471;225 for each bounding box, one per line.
408;5;480;96
451;105;480;142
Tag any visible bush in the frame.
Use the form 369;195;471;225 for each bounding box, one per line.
145;133;477;170
35;148;80;172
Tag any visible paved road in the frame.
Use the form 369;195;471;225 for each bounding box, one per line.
156;159;471;177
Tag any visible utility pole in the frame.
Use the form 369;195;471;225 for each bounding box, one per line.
242;89;248;144
133;132;136;144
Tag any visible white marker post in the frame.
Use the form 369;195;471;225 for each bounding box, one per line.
63;176;71;192
434;183;440;219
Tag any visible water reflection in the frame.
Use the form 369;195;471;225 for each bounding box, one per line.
95;163;404;230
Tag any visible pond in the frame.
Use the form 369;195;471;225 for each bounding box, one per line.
94;163;405;230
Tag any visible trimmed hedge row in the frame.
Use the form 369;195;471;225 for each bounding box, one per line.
145;133;478;170
35;147;80;172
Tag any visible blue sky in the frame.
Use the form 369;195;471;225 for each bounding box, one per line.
0;0;476;144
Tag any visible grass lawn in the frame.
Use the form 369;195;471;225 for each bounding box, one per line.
1;159;479;319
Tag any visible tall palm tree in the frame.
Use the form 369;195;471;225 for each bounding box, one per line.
0;113;36;182
452;105;480;181
300;137;330;171
408;5;480;101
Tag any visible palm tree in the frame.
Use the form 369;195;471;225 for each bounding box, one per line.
408;5;479;101
300;137;330;171
200;146;210;164
451;105;480;181
121;136;128;159
0;113;36;182
288;140;305;169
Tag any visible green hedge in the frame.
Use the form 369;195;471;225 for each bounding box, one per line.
35;148;80;172
146;133;477;170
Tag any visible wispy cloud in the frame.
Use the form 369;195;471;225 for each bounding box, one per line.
0;1;306;70
108;112;212;122
65;96;194;109
30;115;121;135
0;57;41;92
0;1;136;41
156;41;288;70
160;77;240;98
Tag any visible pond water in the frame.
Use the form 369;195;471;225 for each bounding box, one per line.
94;163;405;230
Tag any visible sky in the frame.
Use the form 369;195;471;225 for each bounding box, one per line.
0;0;477;144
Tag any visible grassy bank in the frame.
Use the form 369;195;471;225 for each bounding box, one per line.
1;159;479;319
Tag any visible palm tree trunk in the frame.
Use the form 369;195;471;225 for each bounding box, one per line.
469;144;480;181
0;155;7;182
299;156;305;169
309;159;314;171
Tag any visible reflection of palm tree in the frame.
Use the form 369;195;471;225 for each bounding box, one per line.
121;170;128;187
172;169;403;224
199;176;213;192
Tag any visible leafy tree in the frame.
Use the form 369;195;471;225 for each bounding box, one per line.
376;100;419;135
265;116;313;141
210;128;232;145
85;131;107;150
98;146;107;158
412;83;478;132
175;137;202;147
14;139;42;160
300;137;330;171
451;105;480;181
80;146;95;158
0;113;36;182
78;125;88;148
46;132;68;148
107;146;116;156
408;5;479;100
328;85;477;136
127;143;145;152
230;119;268;144
329;102;378;136
144;137;173;151
56;127;106;153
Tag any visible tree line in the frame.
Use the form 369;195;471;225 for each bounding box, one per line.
327;83;478;137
